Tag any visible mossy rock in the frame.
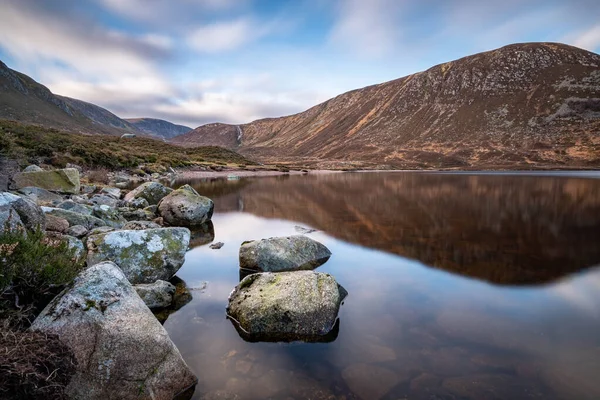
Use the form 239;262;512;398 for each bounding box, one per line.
11;168;80;194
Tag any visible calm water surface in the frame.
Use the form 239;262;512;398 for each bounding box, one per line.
163;172;600;400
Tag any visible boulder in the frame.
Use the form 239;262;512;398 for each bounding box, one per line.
239;235;331;272
0;192;46;231
43;232;86;265
100;187;121;199
42;207;106;230
157;184;213;227
45;214;69;233
23;165;43;172
118;207;155;221
134;280;176;309
89;194;119;208
0;204;25;233
57;200;92;215
227;271;347;341
11;168;80;194
128;197;149;209
30;262;197;400
80;184;97;194
87;228;191;284
67;225;88;238
123;220;161;230
92;205;126;228
17;186;64;205
124;182;172;205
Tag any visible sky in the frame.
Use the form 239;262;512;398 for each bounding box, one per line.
0;0;599;129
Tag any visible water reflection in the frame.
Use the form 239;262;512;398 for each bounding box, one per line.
189;221;215;249
164;173;600;400
177;172;600;285
228;317;341;343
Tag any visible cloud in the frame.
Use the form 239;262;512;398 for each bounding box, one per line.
186;18;273;53
567;25;600;52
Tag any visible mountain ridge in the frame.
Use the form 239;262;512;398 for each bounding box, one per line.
172;42;600;169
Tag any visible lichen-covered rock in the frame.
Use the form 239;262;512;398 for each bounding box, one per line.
45;214;69;233
227;271;347;342
239;235;331;272
92;205;126;228
123;220;161;230
30;262;197;400
124;182;172;205
42;207;106;230
89;194;119;208
23;165;43;172
128;197;149;209
118;207;155;221
67;225;88;238
86;228;191;284
17;186;64;205
57;200;92;215
87;226;115;236
0;192;46;231
157;184;214;227
100;187;121;199
80;184;97;194
134;280;176;309
0;204;25;233
11;168;80;194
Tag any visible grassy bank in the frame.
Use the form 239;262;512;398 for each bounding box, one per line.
0;120;252;170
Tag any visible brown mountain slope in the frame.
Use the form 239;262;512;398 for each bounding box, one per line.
172;43;600;169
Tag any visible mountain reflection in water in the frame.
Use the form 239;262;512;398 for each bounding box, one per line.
164;172;600;400
177;172;600;285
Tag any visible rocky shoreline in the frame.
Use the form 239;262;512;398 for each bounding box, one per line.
1;164;346;399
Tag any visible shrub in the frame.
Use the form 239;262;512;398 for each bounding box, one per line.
0;229;82;328
0;320;76;400
87;168;110;185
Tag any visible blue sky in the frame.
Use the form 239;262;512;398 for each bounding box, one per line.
0;0;599;128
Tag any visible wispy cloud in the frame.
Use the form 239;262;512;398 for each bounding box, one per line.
186;18;273;53
567;25;600;52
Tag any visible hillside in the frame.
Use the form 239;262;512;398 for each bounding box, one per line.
172;43;600;169
126;118;192;140
0;61;188;140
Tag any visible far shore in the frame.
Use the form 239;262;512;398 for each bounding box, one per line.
176;168;345;179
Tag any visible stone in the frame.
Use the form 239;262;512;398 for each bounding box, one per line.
92;205;126;228
134;280;176;309
57;200;92;215
0;204;25;233
239;235;331;272
30;262;197;400
42;207;106;230
0;192;46;231
80;184;97;194
89;194;119;208
11;168;80;194
157;184;214;227
65;163;83;172
17;186;64;205
87;226;115;236
115;182;129;189
123;220;161;230
128;197;149;209
118;207;155;221
66;225;88;238
23;165;43;172
43;232;86;265
342;364;401;400
87;228;191;284
45;214;69;233
210;242;224;249
226;271;347;341
124;182;172;205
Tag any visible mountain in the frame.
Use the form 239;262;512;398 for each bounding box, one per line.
172;43;600;169
125;118;192;140
0;61;187;140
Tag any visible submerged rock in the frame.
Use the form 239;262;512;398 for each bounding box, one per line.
86;228;191;284
11;168;80;194
157;184;214;227
0;192;46;231
30;261;197;400
42;207;106;230
227;271;347;342
239;235;331;272
134;280;176;309
124;182;172;205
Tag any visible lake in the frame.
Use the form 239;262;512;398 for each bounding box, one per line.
163;171;600;400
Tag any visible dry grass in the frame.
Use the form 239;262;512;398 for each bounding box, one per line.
87;168;110;185
0;320;76;400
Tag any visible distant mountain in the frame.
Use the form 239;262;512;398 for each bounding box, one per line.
125;118;192;140
172;43;600;169
0;61;186;140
